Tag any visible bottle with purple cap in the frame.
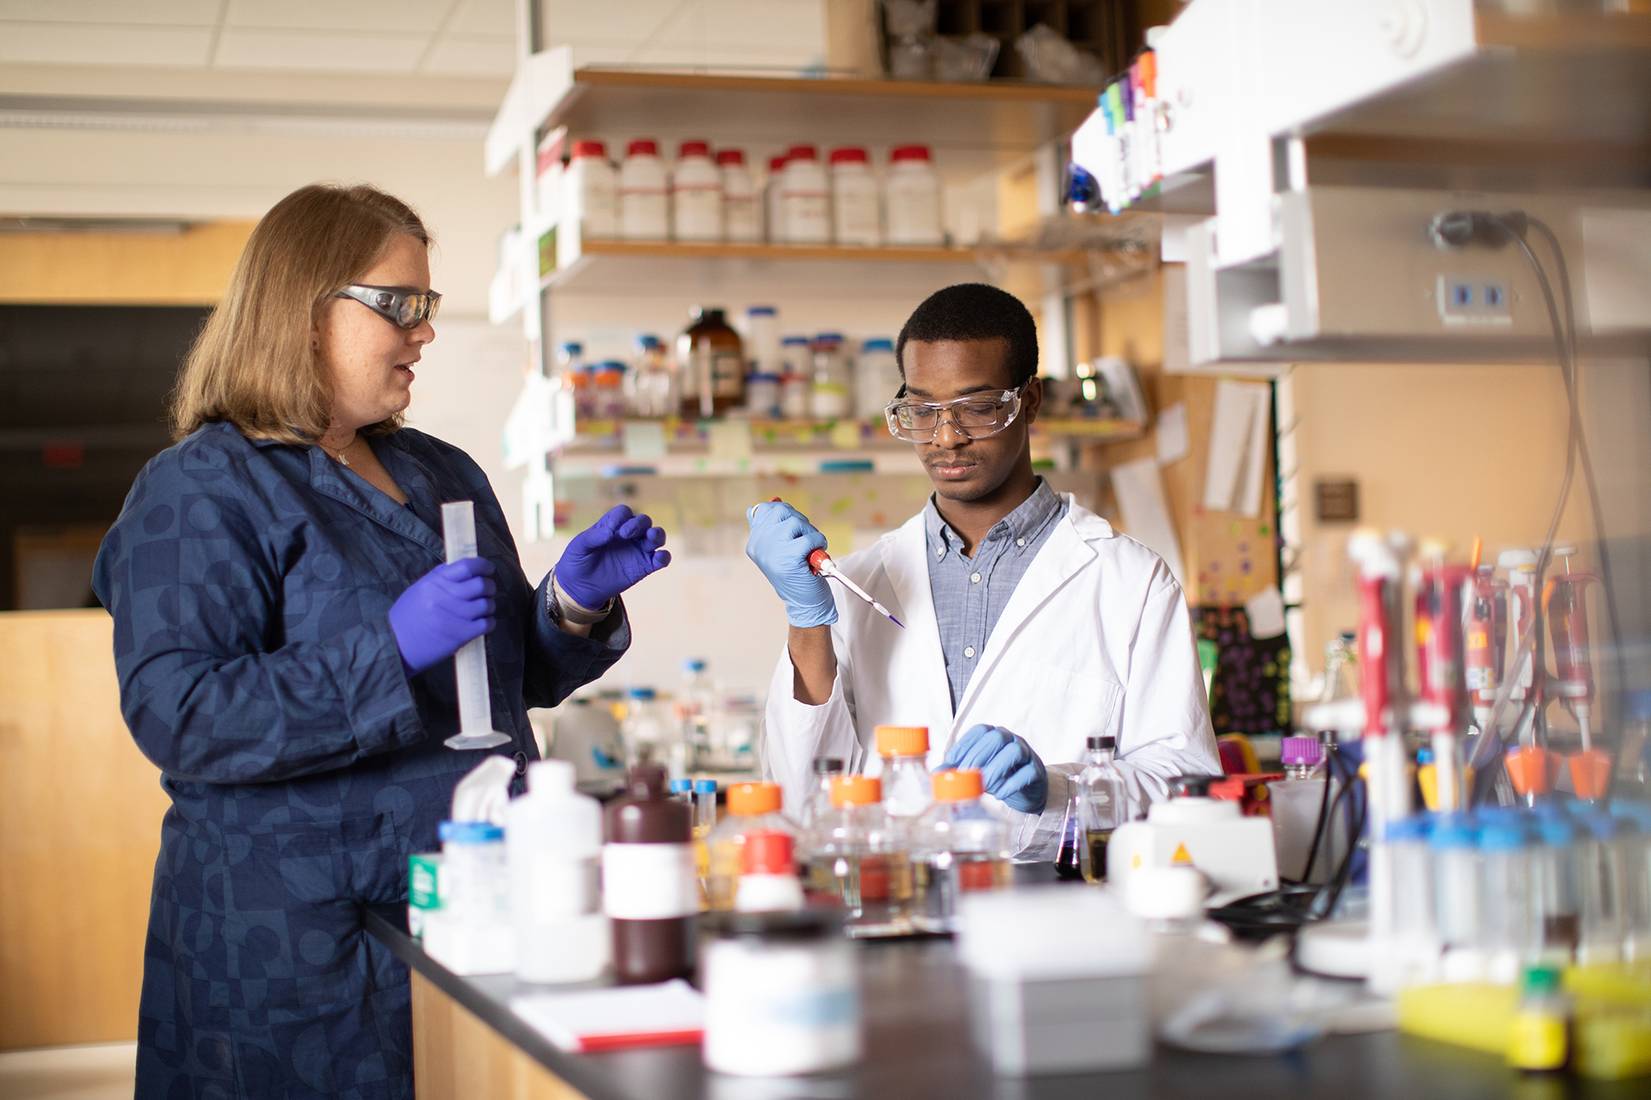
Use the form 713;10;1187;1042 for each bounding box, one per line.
1268;734;1344;884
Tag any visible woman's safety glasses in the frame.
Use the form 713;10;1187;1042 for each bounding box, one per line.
883;383;1028;443
335;284;442;329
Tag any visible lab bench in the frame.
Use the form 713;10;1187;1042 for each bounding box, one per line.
366;905;1642;1100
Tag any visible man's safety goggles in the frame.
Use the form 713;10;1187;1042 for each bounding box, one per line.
335;284;442;330
884;383;1028;443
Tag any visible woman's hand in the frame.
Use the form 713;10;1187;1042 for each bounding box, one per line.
554;505;670;610
388;557;496;674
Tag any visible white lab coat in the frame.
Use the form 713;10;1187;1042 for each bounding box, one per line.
762;496;1220;859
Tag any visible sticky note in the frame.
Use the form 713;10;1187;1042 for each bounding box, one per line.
621;421;667;461
707;421;753;461
1155;402;1189;466
1244;587;1287;639
830;420;863;450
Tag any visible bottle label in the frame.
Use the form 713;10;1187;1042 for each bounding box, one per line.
782;193;831;242
674;186;721;240
724;196;761;241
603;843;698;920
697;349;744;398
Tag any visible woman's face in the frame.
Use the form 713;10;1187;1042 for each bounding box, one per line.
315;232;435;435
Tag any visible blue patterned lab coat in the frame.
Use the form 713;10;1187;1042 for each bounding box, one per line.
92;422;627;1099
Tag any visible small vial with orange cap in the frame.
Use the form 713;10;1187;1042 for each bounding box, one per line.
705;781;795;911
911;768;1012;933
801;773;913;935
876;725;934;821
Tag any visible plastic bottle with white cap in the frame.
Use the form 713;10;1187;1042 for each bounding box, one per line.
506;760;610;983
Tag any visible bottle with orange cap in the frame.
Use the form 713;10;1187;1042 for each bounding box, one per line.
876;725;934;823
801;773;913;935
705;781;795;911
911;768;1012;934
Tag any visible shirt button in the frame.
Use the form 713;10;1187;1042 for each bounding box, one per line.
513;751;528;777
1017;537;1027;547
964;646;976;659
936;548;945;559
970;572;982;584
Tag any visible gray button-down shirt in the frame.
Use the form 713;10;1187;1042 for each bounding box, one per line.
925;478;1069;712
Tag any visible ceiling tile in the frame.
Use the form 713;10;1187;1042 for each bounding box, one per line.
222;0;453;33
0;0;220;24
0;23;214;67
447;0;514;37
422;35;514;78
213;28;429;72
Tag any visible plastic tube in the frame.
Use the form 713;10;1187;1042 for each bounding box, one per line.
440;502;511;750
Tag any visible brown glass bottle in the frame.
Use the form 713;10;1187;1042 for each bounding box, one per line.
675;306;745;419
602;764;697;984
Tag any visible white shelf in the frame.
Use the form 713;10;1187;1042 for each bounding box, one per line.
486;49;1097;181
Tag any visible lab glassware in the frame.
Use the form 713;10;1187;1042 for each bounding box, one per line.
439;501;511;750
1077;735;1124;884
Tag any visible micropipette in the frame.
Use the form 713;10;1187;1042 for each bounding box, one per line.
807;547;905;629
759;498;904;628
440;501;512;751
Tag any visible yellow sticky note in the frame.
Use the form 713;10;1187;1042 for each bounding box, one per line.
829;420;863;450
707;420;753;461
621;421;667;461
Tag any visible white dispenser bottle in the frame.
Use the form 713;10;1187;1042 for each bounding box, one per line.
505;760;610;982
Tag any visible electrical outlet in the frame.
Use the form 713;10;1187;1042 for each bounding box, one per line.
1437;275;1512;326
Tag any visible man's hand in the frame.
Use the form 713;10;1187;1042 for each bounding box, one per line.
940;724;1049;814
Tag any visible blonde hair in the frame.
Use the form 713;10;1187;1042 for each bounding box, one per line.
170;183;432;443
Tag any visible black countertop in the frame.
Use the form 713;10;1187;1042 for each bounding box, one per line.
366;906;1643;1100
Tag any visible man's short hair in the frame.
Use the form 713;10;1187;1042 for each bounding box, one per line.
895;283;1039;388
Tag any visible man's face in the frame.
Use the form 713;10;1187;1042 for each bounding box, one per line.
900;338;1041;504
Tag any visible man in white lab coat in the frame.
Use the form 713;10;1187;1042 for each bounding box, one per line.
747;283;1220;859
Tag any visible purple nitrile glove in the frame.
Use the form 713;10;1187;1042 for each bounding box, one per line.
940;724;1049;814
388;557;497;675
554;504;671;610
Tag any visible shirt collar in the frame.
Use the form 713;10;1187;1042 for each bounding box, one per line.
923;477;1061;561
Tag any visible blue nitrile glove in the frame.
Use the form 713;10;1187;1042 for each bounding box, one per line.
745;501;836;628
388;557;497;675
555;504;671;610
941;724;1049;814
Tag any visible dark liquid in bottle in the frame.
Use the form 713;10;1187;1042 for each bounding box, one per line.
1084;829;1114;883
1055;818;1084;880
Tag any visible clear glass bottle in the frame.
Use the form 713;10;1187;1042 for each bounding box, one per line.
802;775;912;936
626;334;677;418
797;756;845;834
911;768;1011;933
677;658;715;768
809;332;854;419
1077;735;1124;884
876;725;933;822
705;782;795;912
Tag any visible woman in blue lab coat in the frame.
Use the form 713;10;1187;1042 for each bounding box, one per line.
91;183;668;1099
